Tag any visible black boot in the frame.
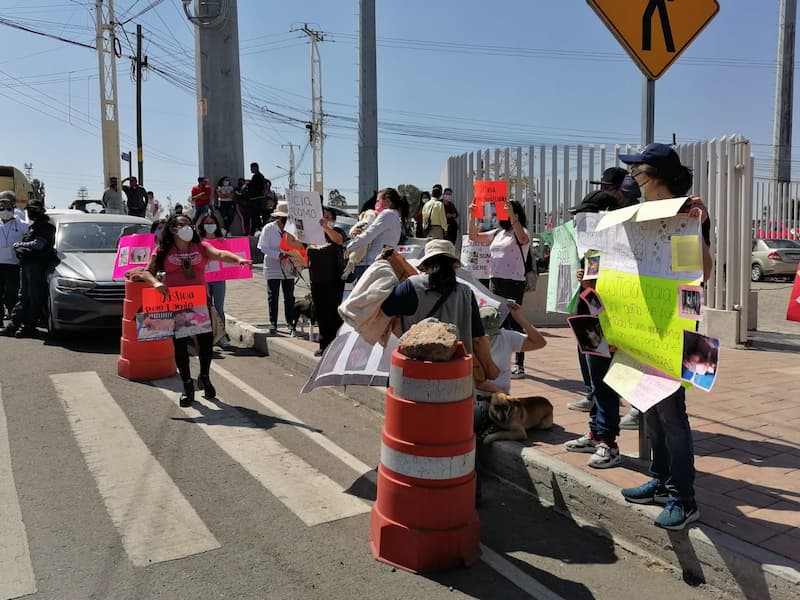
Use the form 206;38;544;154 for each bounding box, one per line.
197;374;216;399
179;379;195;407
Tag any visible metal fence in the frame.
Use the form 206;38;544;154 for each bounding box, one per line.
445;135;754;341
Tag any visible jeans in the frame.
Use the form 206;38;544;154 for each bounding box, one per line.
646;387;695;503
578;348;594;401
218;201;236;232
490;277;526;368
9;262;47;329
174;331;214;382
586;353;619;443
310;280;344;350
267;278;295;327
208;280;226;324
0;263;21;321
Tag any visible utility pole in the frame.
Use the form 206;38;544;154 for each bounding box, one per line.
358;0;378;207
299;24;325;195
135;24;147;185
773;0;797;183
23;163;33;179
183;0;244;199
282;143;299;189
96;0;121;187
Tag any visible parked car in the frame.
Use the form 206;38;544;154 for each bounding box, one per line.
47;213;151;332
750;238;800;281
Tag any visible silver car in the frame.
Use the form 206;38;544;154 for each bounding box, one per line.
751;238;800;281
48;213;151;331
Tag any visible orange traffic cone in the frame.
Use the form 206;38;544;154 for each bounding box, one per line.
370;343;480;572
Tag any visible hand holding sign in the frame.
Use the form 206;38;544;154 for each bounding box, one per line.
472;181;509;222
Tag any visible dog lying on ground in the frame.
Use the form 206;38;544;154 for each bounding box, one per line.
483;392;554;444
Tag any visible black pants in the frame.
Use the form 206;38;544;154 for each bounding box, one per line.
490;277;527;368
267;278;295;327
10;262;47;329
311;279;345;350
218;201;236;232
174;331;214;383
0;263;21;321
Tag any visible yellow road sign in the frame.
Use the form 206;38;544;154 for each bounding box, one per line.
587;0;720;80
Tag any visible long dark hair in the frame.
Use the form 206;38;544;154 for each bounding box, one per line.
198;212;224;238
420;255;458;295
499;199;527;230
152;214;201;272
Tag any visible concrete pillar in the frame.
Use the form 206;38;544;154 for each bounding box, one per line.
358;0;378;208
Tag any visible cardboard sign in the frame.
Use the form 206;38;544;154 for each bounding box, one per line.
114;234;156;279
285;189;326;245
142;285;206;313
138;285;210;341
787;263;800;323
460;234;492;279
203;238;253;282
472;180;509;221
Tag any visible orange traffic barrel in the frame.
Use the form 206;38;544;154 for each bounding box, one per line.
117;279;175;381
370;343;480;573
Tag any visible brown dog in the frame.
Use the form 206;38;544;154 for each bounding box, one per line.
484;393;554;444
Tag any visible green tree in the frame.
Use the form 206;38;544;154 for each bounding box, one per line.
397;184;422;213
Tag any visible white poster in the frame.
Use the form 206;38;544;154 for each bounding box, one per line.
459;234;492;280
285;189;326;245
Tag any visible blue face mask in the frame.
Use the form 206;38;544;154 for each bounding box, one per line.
203;224;217;234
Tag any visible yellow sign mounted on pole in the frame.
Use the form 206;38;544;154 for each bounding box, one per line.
587;0;720;80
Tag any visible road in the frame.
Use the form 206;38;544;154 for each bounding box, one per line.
1;332;726;600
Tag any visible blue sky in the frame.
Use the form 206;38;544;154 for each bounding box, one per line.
0;0;792;208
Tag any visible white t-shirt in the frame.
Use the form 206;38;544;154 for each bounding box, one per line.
489;228;530;281
483;329;527;394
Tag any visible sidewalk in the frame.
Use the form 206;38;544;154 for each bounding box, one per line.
224;274;800;598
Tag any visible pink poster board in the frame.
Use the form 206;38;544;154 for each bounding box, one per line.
113;234;156;280
204;238;253;282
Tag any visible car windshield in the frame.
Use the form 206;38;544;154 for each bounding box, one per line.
57;221;150;252
764;239;800;249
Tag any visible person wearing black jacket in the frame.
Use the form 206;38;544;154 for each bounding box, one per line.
121;176;148;218
0;198;57;338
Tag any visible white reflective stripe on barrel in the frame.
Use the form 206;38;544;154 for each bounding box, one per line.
389;364;474;403
380;443;475;480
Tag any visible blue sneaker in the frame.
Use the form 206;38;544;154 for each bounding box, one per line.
654;499;700;530
621;479;669;505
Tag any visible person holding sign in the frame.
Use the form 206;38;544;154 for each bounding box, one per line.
468;199;531;379
617;143;712;531
138;214;252;407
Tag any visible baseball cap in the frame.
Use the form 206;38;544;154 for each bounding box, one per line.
589;167;627;188
618;143;683;180
569;190;616;215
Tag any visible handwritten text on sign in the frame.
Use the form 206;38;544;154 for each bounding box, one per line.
141;285;206;314
472;180;509;220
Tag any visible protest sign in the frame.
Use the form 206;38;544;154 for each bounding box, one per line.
203;237;253;282
546;221;581;313
142;285;206;313
604;351;682;413
680;330;720;392
138;285;211;340
459;234;491;279
285;189;325;245
114;233;155;279
787;263;800;322
472;180;509;223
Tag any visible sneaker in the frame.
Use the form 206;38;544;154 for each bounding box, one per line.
268;325;278;335
619;408;640;430
179;379;195;408
289;327;298;338
621;479;669;505
216;336;231;349
313;348;324;357
0;326;18;337
565;433;598;453
510;364;525;379
14;327;38;339
654;499;700;530
567;397;593;412
588;442;622;469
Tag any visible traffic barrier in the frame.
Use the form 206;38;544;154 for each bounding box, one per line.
370;343;480;573
117;279;175;381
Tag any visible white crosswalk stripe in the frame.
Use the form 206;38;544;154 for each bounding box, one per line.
51;372;221;567
0;384;37;600
152;378;370;526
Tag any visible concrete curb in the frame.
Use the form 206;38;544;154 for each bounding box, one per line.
227;314;800;599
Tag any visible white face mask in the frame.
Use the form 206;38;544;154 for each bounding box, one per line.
0;209;13;220
177;225;194;241
203;224;217;233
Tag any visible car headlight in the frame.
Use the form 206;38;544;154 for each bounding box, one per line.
54;277;96;293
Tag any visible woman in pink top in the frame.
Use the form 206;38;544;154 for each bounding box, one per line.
140;214;251;406
468;199;531;379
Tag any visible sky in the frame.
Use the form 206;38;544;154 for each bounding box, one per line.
0;0;794;209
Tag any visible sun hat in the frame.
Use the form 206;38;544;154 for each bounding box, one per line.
271;202;289;218
418;239;461;267
479;306;503;336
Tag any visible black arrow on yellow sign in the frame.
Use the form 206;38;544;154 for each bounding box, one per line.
642;0;675;53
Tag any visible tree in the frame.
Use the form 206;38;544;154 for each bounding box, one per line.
328;189;347;207
397;184;422;214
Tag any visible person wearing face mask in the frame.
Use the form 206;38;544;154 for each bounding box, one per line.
150;218;167;241
198;214;230;347
257;202;303;335
0;198;57;338
137;214;252;406
346;187;403;281
0;191;28;325
215;176;235;234
421;184;447;239
442;187;460;245
414;191;431;238
102;177;125;215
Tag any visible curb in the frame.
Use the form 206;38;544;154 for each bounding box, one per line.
227;314;800;599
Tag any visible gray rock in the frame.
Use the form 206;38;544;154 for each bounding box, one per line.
397;318;459;362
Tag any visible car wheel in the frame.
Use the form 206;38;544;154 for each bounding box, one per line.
751;263;763;282
47;296;61;338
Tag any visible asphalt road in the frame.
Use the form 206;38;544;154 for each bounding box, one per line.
1;331;726;600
